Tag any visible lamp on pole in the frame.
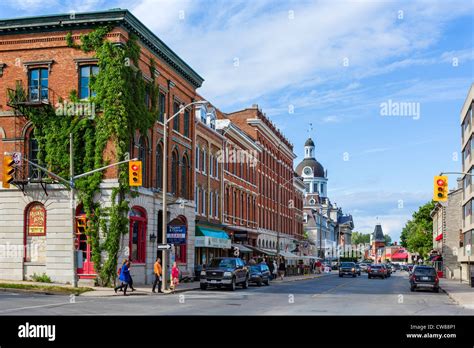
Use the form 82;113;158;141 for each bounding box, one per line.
161;100;208;292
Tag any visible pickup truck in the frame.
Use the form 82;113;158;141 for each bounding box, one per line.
339;262;357;277
200;257;249;291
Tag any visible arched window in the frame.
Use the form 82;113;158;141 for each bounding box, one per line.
129;206;147;263
171;150;179;195
181;154;189;199
138;136;149;187
156;142;163;189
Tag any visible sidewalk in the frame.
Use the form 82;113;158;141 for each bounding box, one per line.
439;278;474;309
0;272;332;297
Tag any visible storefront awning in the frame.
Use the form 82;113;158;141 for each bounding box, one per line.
231;243;253;253
435;233;443;241
245;245;277;256
279;251;300;259
195;227;231;249
392;251;408;260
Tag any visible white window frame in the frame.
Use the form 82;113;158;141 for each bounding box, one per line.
210;192;214;217
202;149;207;174
195;187;199;214
195;146;200;171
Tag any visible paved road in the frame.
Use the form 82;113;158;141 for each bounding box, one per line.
0;272;472;315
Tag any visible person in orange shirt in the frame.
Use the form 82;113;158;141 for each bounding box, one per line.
152;257;163;293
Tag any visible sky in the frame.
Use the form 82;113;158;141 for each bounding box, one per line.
1;0;473;242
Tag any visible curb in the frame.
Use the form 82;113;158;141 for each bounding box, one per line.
0;287;89;296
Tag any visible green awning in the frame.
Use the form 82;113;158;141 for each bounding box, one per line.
195;226;231;249
196;226;229;239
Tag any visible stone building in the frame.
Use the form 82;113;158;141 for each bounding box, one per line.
431;181;463;279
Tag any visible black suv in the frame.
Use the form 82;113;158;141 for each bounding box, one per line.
200;257;249;291
339;262;357;277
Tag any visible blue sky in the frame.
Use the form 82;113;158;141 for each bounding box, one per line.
1;0;473;241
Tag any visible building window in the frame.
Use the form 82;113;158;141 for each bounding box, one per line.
215;193;219;218
138;136;149;188
28;68;48;101
195;146;200;171
184;109;190;138
209;154;214;177
171;150;179;195
79;65;99;99
26;127;41;180
210;192;214;217
173;102;180;132
202;149;207;174
215;158;219;179
202;189;206;215
129;207;147;263
195;187;199;214
158;91;166;123
181;154;189;199
156;143;163;189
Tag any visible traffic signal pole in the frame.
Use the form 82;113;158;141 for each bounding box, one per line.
24;146;137;288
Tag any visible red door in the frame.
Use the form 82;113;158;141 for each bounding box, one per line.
76;215;96;278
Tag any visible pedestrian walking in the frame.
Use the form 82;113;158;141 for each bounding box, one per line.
170;262;179;293
115;259;127;292
115;260;132;296
272;260;278;280
278;258;286;280
268;258;274;279
128;261;136;292
152;257;163;293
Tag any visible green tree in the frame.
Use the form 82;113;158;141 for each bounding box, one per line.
383;234;392;246
400;201;435;257
352;231;370;245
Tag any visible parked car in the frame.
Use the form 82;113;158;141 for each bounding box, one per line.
368;264;386;279
383;264;392;277
392;263;400;272
355;264;362;276
331;261;339;270
409;265;439;292
322;263;332;272
248;264;271;286
401;264;408;271
339;262;357;277
359;263;369;273
200;257;249;291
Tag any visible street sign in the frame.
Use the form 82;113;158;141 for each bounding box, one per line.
157;244;172;250
466;244;471;257
12;152;22;165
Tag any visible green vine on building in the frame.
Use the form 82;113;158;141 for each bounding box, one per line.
9;27;157;286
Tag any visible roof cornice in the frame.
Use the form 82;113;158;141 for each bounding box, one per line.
0;9;204;89
246;118;296;159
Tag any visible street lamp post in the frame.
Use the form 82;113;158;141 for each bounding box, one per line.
161;100;208;292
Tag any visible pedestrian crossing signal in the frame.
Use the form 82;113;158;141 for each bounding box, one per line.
2;155;15;188
433;175;448;202
129;160;142;187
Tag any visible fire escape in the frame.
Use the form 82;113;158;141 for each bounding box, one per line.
6;82;57;195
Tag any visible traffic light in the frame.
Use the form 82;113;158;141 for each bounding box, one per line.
433;175;448;202
129;160;142;186
2;155;15;188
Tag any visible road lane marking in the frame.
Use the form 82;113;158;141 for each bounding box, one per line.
311;279;356;297
0;301;73;314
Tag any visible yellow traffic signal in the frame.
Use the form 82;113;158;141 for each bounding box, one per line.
129;160;142;186
433;175;448;202
2;155;15;188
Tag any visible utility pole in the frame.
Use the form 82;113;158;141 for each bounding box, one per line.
70;133;77;288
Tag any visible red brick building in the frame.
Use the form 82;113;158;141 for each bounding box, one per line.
224;105;302;254
194;101;230;267
0;9;203;284
216;117;262;260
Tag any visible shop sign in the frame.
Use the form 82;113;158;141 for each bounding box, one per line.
27;204;46;236
167;225;186;245
195;236;231;249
